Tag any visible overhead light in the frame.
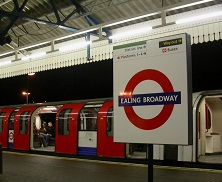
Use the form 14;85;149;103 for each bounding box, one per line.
28;72;35;76
109;26;152;40
170;0;214;11
21;55;31;61
19;42;49;50
24;6;30;10
22;91;30;95
0;51;14;57
59;41;92;52
21;52;46;61
31;52;46;59
0;60;11;67
56;29;96;41
105;13;158;28
43;106;57;111
176;11;222;24
6;43;14;49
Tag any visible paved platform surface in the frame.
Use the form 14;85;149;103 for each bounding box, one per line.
1;152;222;182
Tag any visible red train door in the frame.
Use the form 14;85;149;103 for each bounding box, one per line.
0;108;15;148
55;103;84;154
14;106;38;150
98;101;125;158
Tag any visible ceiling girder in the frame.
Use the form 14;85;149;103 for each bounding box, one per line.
0;0;28;45
49;0;61;24
68;0;111;37
0;0;112;47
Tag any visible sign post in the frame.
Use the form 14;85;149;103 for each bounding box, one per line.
113;34;192;181
148;144;153;181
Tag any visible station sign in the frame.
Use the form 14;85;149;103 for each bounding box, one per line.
8;130;14;142
113;33;192;145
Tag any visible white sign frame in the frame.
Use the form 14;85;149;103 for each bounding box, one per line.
113;33;192;145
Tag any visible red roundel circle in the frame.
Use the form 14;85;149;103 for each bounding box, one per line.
124;69;174;130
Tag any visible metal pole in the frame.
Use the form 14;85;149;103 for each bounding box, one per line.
147;144;153;182
86;33;90;61
26;94;28;104
0;143;2;174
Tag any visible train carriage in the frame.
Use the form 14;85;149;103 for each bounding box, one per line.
0;90;222;166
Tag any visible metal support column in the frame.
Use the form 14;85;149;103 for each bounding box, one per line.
85;33;90;61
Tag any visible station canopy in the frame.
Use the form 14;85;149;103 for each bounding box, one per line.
0;0;221;55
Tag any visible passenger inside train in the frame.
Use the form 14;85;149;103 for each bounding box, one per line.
38;122;48;147
37;121;55;147
32;107;57;151
46;122;55;145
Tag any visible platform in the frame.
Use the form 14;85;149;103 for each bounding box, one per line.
1;152;222;182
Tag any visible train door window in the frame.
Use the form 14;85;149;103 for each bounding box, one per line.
107;107;113;137
19;111;30;134
205;104;212;131
58;109;71;135
0;112;5;134
78;104;101;131
8;110;18;130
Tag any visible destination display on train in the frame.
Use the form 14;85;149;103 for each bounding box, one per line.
113;33;193;145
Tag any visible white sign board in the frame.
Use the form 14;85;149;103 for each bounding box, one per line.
113;33;192;145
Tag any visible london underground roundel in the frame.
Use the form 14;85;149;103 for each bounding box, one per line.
118;69;181;130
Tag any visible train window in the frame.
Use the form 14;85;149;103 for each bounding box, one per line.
8;110;17;130
106;107;113;137
0;112;6;134
58;109;71;136
19;111;30;134
78;107;99;131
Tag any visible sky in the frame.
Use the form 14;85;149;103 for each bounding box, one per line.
1;40;222;106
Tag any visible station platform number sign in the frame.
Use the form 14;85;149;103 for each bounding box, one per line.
113;33;192;145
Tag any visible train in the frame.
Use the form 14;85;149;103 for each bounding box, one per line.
0;90;222;167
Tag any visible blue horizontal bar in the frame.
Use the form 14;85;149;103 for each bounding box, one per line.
78;147;97;156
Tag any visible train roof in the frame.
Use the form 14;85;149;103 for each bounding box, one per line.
0;97;112;109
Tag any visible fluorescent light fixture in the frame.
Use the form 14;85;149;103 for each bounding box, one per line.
31;52;46;59
21;52;46;61
170;0;214;11
105;13;157;28
21;55;31;61
0;60;11;66
56;29;96;41
59;41;92;52
6;43;14;49
0;51;14;57
43;106;57;111
176;11;222;24
19;42;49;50
109;26;152;40
24;6;30;10
56;13;157;41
